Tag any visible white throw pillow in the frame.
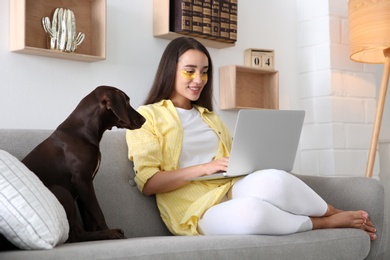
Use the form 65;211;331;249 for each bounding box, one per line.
0;150;69;249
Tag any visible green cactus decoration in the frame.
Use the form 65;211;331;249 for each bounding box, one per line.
42;8;85;52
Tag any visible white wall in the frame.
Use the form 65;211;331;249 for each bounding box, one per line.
376;63;390;142
296;0;382;177
0;0;299;169
2;0;390;178
0;0;298;131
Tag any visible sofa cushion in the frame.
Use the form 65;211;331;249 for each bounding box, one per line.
0;230;371;260
0;150;69;249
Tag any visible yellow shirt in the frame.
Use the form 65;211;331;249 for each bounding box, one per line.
126;99;239;235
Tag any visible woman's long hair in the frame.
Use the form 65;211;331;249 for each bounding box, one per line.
143;37;214;111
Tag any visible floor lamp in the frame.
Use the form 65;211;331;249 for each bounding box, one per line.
348;0;390;178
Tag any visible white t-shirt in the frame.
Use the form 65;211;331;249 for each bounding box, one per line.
176;107;219;168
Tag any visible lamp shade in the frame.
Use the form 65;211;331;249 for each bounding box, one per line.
348;0;390;63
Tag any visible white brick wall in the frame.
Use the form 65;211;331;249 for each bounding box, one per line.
297;0;379;177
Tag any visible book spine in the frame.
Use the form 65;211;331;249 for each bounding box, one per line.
202;0;212;38
173;0;192;34
211;0;220;39
229;0;237;42
219;0;230;41
192;0;203;36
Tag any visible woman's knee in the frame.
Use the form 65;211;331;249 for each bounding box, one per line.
246;169;290;187
233;197;269;232
199;197;268;235
231;169;291;199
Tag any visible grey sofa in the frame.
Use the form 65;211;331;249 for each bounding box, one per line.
0;129;387;259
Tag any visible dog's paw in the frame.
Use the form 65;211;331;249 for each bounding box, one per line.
108;228;126;239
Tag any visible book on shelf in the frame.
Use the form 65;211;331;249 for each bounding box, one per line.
210;0;220;39
230;0;237;42
192;0;203;36
169;0;237;43
202;0;212;37
219;0;230;41
171;0;192;34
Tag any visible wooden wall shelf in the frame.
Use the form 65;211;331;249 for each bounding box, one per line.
10;0;106;62
219;65;279;110
153;0;235;49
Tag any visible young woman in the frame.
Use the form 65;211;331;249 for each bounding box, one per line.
126;37;376;240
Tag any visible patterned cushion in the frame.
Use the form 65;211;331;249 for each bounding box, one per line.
0;150;69;249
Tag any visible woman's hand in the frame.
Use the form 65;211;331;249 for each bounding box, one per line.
142;157;230;195
200;157;229;176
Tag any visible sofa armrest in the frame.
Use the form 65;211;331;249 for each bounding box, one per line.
294;174;387;260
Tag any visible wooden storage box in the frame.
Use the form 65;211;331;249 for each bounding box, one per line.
10;0;106;62
219;65;279;110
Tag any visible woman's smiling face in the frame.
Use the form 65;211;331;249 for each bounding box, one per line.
170;49;209;109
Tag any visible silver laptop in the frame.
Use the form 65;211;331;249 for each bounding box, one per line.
188;109;305;181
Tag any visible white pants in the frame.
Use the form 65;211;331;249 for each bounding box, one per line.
198;169;328;235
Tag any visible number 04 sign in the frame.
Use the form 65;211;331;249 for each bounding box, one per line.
244;49;274;70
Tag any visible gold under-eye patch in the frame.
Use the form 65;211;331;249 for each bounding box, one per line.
181;70;208;81
181;70;195;80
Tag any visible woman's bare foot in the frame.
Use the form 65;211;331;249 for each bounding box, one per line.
311;206;377;240
322;204;341;217
361;217;377;240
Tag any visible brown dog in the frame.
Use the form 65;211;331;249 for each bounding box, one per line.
22;86;145;242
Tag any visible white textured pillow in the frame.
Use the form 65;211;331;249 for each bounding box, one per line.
0;150;69;249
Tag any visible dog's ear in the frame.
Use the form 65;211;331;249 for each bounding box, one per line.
102;90;131;125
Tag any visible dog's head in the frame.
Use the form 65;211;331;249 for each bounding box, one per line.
96;86;145;130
